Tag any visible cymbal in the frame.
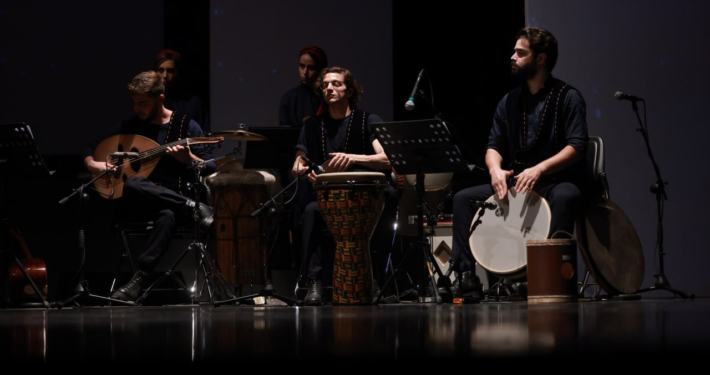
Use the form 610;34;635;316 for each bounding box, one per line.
212;130;268;141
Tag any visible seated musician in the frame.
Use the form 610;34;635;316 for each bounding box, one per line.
81;71;216;302
291;66;396;306
450;27;588;296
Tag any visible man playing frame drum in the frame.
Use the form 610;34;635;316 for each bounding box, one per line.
292;67;395;305
450;27;589;295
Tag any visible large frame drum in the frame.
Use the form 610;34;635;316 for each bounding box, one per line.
469;189;551;279
314;172;387;305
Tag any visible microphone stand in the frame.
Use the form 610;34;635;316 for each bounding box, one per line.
55;162;136;307
628;99;693;299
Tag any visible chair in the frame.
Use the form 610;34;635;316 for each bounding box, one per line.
578;135;608;298
585;135;610;200
110;179;231;306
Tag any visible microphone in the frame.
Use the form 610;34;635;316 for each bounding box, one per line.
405;69;425;111
110;152;139;158
614;91;644;102
475;201;498;210
301;156;324;175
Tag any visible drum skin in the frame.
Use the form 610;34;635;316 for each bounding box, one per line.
469;189;551;278
575;198;644;295
527;239;578;303
315;172;387;305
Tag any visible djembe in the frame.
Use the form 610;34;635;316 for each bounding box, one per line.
314;172;387;305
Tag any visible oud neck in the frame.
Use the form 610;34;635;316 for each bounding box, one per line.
141;138;193;160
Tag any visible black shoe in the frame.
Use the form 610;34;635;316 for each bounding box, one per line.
183;200;214;233
439;271;482;297
304;279;323;306
111;271;148;302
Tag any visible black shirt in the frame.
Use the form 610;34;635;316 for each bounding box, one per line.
295;111;383;165
279;83;321;127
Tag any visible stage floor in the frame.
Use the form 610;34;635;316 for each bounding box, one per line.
1;298;708;362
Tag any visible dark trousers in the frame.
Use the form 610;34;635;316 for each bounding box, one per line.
303;185;398;282
451;181;582;268
121;177;191;272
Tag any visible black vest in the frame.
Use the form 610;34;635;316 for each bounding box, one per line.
302;109;370;165
119;112;194;196
504;79;585;184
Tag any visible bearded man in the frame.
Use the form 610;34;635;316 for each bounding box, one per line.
448;27;589;295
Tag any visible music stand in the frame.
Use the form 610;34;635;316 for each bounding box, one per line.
0;123;52;308
372;119;470;304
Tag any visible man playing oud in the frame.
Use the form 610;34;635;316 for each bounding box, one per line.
82;71;216;302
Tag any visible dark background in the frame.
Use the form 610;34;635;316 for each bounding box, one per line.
1;0;706;299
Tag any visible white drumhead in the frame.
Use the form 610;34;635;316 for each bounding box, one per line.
404;172;453;191
469;188;551;276
315;172;387;184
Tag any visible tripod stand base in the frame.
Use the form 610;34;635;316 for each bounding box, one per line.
638;278;694;299
214;281;295;306
638;282;695;299
53;281;135;308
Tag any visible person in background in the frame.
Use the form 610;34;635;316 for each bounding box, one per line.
279;46;328;127
154;49;210;133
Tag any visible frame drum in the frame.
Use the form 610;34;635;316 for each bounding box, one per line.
469;188;551;278
575;198;644;295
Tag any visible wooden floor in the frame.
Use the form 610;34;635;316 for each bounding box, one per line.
1;298;708;363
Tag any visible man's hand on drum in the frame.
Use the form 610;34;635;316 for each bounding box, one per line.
490;167;514;200
325;152;356;172
513;166;543;194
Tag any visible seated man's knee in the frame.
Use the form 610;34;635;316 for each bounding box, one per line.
123;177;147;196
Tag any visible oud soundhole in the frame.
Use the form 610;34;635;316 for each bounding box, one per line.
129;147;141;173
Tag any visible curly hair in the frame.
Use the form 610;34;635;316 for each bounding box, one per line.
315;66;364;109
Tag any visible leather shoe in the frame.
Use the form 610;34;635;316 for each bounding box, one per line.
439;271;482;297
111;271;148;301
304;279;323;306
183;199;214;232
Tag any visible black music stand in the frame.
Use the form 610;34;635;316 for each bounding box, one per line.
0;123;52;308
372;119;470;304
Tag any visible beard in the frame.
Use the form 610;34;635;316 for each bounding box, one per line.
140;103;161;123
511;60;537;80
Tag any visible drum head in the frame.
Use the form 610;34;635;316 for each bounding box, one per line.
470;189;551;277
314;172;387;186
575;198;645;295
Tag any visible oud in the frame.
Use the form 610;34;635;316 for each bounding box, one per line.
92;134;222;199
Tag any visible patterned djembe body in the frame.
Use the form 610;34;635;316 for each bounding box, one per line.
315;172;386;305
